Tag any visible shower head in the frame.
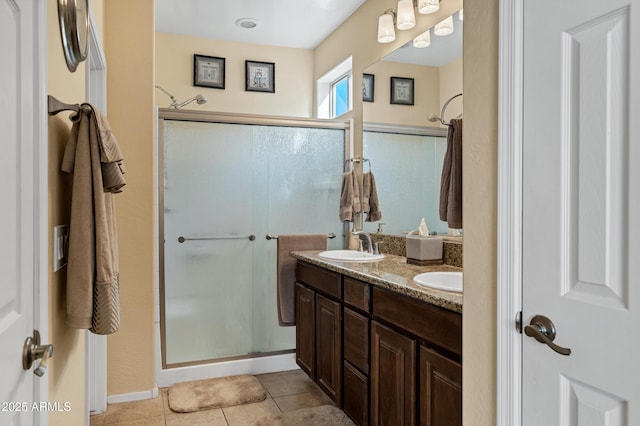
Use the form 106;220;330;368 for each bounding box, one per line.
155;84;207;109
427;113;441;122
175;94;207;109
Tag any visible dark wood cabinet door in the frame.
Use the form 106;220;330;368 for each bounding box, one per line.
344;360;369;426
316;293;342;404
295;282;315;379
419;346;462;426
371;321;416;426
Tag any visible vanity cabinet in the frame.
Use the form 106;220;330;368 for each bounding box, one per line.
295;260;462;426
295;262;342;404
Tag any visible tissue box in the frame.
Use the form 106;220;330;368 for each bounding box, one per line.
406;236;443;265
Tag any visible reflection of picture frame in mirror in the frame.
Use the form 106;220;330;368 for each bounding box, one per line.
363;73;375;102
194;54;225;89
390;76;414;105
246;60;275;93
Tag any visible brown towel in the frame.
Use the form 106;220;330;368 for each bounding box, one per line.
276;235;327;326
61;105;122;335
439;118;463;229
364;172;382;222
339;171;355;221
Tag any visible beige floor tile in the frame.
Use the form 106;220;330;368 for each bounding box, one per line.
111;416;165;426
104;397;164;424
223;398;280;426
160;388;172;414
90;413;106;426
274;390;334;412
256;369;319;398
165;408;227;426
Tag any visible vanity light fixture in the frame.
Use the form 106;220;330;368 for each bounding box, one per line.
413;29;431;48
377;9;396;43
418;0;440;14
434;15;454;36
396;0;416;30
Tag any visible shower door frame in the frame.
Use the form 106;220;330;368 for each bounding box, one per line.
156;109;351;372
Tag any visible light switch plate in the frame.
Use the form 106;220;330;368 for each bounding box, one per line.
53;224;69;272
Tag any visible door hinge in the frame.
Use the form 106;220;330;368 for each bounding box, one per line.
515;311;523;333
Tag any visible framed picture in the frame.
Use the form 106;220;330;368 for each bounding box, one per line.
362;73;375;102
246;60;275;93
194;54;225;89
390;76;415;105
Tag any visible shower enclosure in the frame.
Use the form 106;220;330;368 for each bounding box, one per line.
362;125;449;235
158;110;348;375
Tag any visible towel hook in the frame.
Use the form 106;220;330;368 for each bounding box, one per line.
48;95;80;116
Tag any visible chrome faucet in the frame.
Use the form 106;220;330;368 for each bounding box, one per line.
353;231;379;254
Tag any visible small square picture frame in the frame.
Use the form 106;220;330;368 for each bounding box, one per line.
390;76;415;105
363;73;375;102
246;60;275;93
193;54;225;89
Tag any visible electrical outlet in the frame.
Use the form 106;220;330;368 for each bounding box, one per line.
53;224;69;272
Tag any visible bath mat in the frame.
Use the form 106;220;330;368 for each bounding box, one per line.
167;374;267;413
254;405;356;426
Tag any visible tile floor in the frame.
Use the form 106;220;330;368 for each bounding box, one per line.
89;369;336;426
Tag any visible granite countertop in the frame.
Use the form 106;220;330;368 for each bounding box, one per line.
291;250;462;313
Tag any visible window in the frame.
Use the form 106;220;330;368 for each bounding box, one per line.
331;74;351;118
317;56;353;119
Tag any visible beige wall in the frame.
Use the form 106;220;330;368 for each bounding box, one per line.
156;33;314;117
362;61;440;126
103;0;157;396
462;0;499;425
440;57;463;122
362;57;462;127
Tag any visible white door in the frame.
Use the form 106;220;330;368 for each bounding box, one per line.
0;0;46;424
523;0;639;424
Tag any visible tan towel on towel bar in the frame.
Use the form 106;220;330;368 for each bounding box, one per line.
439;118;463;229
276;235;327;326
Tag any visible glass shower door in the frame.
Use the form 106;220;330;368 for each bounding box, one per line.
161;119;345;366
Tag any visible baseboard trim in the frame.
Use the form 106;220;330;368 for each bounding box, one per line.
107;387;159;404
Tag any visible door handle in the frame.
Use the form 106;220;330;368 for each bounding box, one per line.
22;330;54;377
524;315;571;356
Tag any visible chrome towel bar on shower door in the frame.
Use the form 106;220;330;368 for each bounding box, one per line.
265;233;336;240
178;234;256;243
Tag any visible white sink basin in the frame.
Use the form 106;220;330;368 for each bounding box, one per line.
318;250;385;262
413;272;463;292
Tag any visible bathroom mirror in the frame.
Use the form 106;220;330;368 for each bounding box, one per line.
57;0;89;72
361;9;463;236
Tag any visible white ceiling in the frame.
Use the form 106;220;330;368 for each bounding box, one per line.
155;0;462;67
155;0;366;50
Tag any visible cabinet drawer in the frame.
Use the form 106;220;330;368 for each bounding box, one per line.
343;277;370;313
344;361;369;426
372;287;462;358
296;261;341;299
344;307;369;372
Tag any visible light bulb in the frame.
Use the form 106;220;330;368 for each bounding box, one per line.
377;12;396;43
434;15;454;36
396;0;416;30
413;30;431;48
418;0;440;14
459;9;464;21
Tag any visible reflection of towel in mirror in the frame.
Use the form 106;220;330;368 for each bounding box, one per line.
439;118;462;229
339;171;361;222
364;172;382;222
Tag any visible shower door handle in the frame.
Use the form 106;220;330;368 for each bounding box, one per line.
178;234;256;243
